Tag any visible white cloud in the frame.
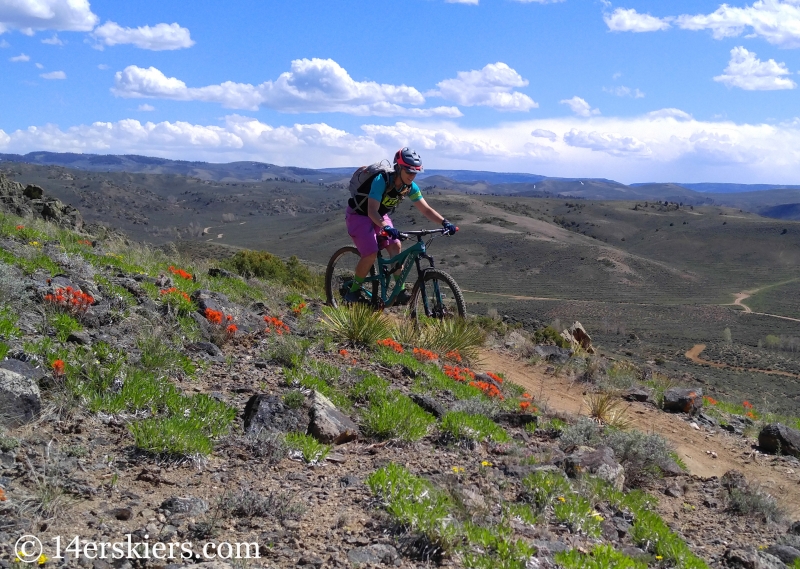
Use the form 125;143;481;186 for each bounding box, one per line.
41;33;62;45
112;59;463;117
445;0;479;4
512;0;566;3
604;8;671;32
40;70;65;79
564;129;650;156
0;39;9;47
97;63;108;70
431;62;538;111
9;52;29;61
137;104;155;111
560;96;600;117
532;128;557;141
0;129;9;148
603;85;645;98
5;111;800;183
91;21;194;51
35;62;42;68
714;46;796;90
0;0;98;34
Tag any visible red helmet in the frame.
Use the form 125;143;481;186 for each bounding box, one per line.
393;147;423;173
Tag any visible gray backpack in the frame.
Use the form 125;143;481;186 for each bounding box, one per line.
348;160;394;214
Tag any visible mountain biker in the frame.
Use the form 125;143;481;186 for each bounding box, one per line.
344;147;457;305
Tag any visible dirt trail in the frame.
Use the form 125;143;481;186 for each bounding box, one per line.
728;283;800;323
685;344;800;379
732;292;753;313
477;349;800;518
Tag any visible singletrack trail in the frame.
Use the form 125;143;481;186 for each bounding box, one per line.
727;282;800;323
477;349;800;517
684;344;800;379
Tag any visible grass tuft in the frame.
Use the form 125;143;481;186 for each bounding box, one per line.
320;303;393;347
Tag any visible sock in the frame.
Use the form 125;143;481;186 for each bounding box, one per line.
393;274;405;290
349;275;365;292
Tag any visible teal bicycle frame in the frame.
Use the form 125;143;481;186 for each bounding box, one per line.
361;231;442;309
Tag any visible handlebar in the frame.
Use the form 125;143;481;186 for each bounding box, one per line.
380;227;459;240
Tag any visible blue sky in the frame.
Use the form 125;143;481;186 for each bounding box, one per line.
2;0;800;183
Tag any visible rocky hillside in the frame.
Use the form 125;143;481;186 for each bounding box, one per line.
1;173;800;569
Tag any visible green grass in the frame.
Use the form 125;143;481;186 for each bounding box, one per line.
362;392;436;441
0;247;61;276
0;342;9;361
440;411;510;443
553;494;603;537
630;510;708;569
320;303;393;347
285;432;330;463
521;470;572;513
93;275;137;307
160;288;196;317
0;306;21;339
349;372;392;403
412;367;486;401
284;366;350;410
51;312;83;342
555;544;647;569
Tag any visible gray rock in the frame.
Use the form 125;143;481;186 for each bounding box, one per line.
533;345;571;364
307;391;359;445
563;446;625;490
662;387;703;415
23;184;43;199
409;393;446;418
759;424;800;458
346;544;398;566
721;469;749;491
623;387;652;402
67;330;92;345
161;496;209;517
725;548;788;569
494;412;537;428
790;521;800;535
193;563;235;569
0;359;46;383
242;394;309;435
765;545;800;565
186;341;224;358
208;268;236;279
0;368;41;427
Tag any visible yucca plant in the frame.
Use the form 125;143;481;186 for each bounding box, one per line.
419;317;485;362
320;303;393;347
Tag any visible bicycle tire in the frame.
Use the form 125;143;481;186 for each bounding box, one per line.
324;246;378;308
408;268;466;321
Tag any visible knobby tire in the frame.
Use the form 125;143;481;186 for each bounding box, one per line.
324;246;378;308
409;268;466;320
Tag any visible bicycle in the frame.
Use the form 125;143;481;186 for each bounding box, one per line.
324;227;466;320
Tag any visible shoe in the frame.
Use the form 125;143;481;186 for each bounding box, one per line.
394;288;412;306
343;289;364;304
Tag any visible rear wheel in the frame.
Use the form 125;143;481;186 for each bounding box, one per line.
324;246;378;308
409;268;466;321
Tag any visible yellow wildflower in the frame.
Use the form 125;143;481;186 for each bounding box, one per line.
481;461;493;467
451;466;464;474
557;496;566;502
656;555;663;560
37;554;48;565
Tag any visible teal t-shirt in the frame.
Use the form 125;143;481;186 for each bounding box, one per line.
368;174;422;215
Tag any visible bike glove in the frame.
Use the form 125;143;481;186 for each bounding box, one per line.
442;219;457;236
383;226;401;240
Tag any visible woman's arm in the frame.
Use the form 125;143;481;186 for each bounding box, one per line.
412;198;445;224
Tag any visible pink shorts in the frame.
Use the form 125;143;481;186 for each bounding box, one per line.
345;206;400;257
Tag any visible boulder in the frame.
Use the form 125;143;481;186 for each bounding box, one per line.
558;321;595;354
23;184;44;199
623;387;652;403
765;545;800;566
724;548;788;569
161;496;209;517
347;544;399;566
242;394;308;435
662;387;703;415
0;368;42;427
759;424;800;458
533;344;571;364
409;393;446;418
307;391;359;444
494;412;537;428
0;358;46;384
562;446;625;490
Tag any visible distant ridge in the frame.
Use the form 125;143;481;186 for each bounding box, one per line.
632;182;800;194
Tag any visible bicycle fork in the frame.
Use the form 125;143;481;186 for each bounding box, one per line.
415;253;442;317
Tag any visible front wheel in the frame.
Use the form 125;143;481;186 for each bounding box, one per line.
325;246;378;308
409;268;466;321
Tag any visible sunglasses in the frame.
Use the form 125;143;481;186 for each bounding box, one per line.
402;168;419;176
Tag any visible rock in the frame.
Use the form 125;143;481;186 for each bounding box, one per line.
568;321;595;353
790;521;800;535
186;341;224;358
0;368;41;427
533;344;571;364
664;483;684;497
759;424;800;458
725;548;788;569
623;387;652;402
193;563;235;569
242;394;309;435
208;268;236;279
409;393;446;418
307;391;359;445
494;412;537;428
662;387;703;415
721;469;749;491
190;289;228;315
504;330;528;350
563;446;625;490
67;330;91;345
161;496;209;517
0;359;46;384
765;545;800;565
346;544;399;566
23;184;43;199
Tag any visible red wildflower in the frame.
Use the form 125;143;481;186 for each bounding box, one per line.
226;324;238;335
205;307;223;324
746;411;757;419
377;338;403;353
168;265;193;280
742;401;753;409
469;380;504;399
444;365;475;382
413;347;438;361
44;287;94;314
519;401;531;411
486;371;503;384
15;225;24;230
339;349;349;357
522;393;532;399
444;350;462;363
0;487;6;501
703;396;718;406
160;287;191;302
52;359;65;376
264;315;290;334
292;301;307;316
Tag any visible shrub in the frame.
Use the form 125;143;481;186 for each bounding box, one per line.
320;303;392;347
420;317;485;362
285;432;330;464
265;335;310;369
223;250;322;292
630;510;708;569
726;484;783;522
0;306;21;340
533;325;571;349
440;411;510;444
584;391;632;430
521;470;572;513
604;429;674;488
362;393;436;441
283;390;305;409
0;342;9;361
160;287;195;317
559;417;602;449
51;312;83;342
350;372;391;404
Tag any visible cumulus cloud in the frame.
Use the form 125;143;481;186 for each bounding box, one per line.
647;108;693;120
9;52;29;61
91;21;194;51
0;129;9;148
112;59;463;117
446;0;479;4
564;129;650;156
532;128;557;141
431;62;538;111
0;0;98;34
41;33;62;45
40;70;65;79
604;8;671;32
35;62;42;68
603;85;645;98
137;104;155;111
560;96;600;117
714;46;796;90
